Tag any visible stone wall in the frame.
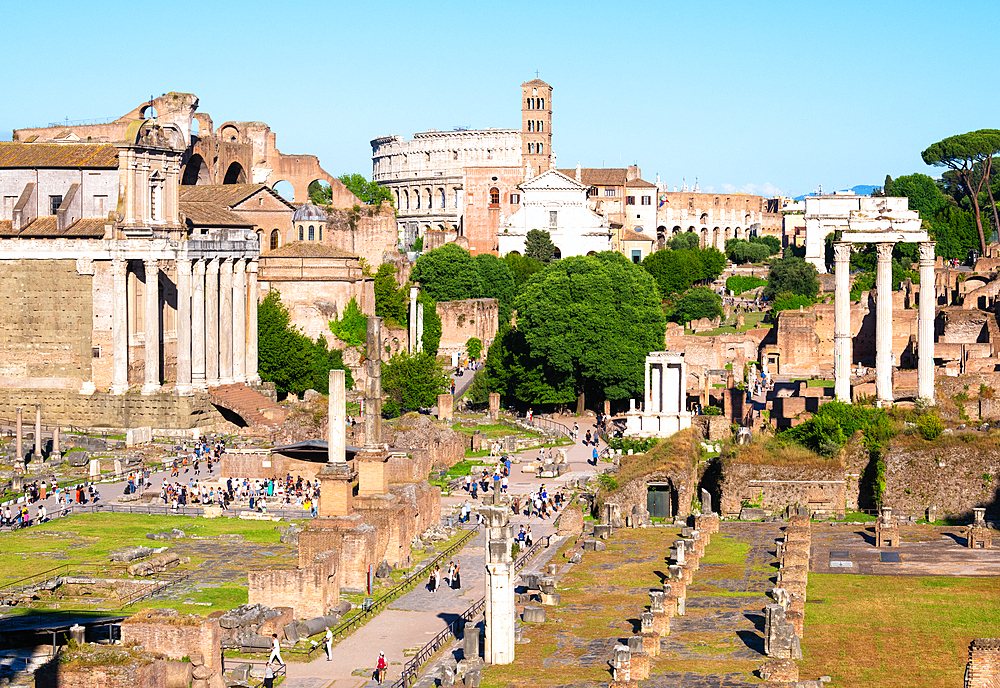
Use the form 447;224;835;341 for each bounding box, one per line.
388;413;466;475
966;638;1000;688
0;259;93;389
36;658;178;688
436;298;499;358
719;459;846;518
219;452;328;482
120;615;221;672
0;389;221;430
248;552;339;619
325;206;399;269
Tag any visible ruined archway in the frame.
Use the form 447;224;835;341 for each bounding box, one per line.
308;179;332;205
272;180;294;202
182;154;210;186
224;162;246;184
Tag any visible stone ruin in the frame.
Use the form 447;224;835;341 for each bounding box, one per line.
875;506;899;547
966;638;1000;688
967;508;993;549
483;503;515;665
763;603;802;660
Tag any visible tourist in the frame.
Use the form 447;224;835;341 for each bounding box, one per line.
434;565;442;593
592;446;599;465
446;560;455;587
37;504;46;522
428;566;437;593
452;560;461;589
585;430;592;446
268;633;283;665
324;627;333;661
263;662;274;688
527;408;533;422
375;652;387;685
525;526;533;547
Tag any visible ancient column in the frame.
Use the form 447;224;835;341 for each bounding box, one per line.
483;506;515;665
176;258;193;396
644;358;651;412
142;259;160;395
833;242;852;403
650;364;662;414
219;258;234;384
246;259;260;384
918;241;936;402
416;301;424;352
408;286;419;353
875;242;895;406
232;258;247;384
32;405;42;461
205;259;220;385
318;368;355;517
192;259;207;390
357;317;390;498
111;258;129;394
51;425;61;461
15;406;23;464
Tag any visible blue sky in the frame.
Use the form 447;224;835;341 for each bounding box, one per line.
3;0;998;197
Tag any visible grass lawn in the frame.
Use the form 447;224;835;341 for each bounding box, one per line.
806;379;835;387
801;574;1000;687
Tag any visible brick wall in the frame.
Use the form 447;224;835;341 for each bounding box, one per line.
0;388;221;429
248;552;338;619
967;638;1000;688
120;617;221;672
436;299;499;358
36;658;179;688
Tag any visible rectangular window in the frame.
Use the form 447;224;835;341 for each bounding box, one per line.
510;193;520;204
3;196;16;218
641;195;652;205
49;195;63;215
631;250;642;264
92;346;101;358
626;196;636;206
549;211;558;228
604;188;616;197
94;195;107;217
588;187;598;198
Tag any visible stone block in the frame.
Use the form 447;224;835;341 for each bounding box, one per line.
463;622;480;660
629;650;650;680
594;524;613;539
230;663;250;682
464;669;481;688
540;592;561;606
759;658;799;682
522;606;546;623
283;622;300;644
739;507;766;520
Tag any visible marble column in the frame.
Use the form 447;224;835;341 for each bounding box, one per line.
142;259;160;395
644;359;651;412
51;425;61;461
176;258;193;396
651;364;662;414
918;241;936;402
408;286;419;353
875;242;895;406
246;259;260;384
219;258;234;384
111;258;129;394
329;369;346;463
192;259;207;389
483;506;515;665
232;258;247;383
33;405;41;461
833;242;852;403
15;406;22;463
205;258;220;385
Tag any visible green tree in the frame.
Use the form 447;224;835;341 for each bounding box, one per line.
382;351;449;417
410;243;481;302
473;253;516;323
258;291;314;397
373;263;409;328
335;173;394;207
922;130;1000;253
329;296;367;346
750;235;781;255
700;247;727;280
524;229;557;263
499;252;666;407
416;293;441;357
466;337;483;361
309;337;354;393
642;249;703;296
503;252;543;293
671;286;722;323
763;256;819;299
726;238;771;265
669;232;700;251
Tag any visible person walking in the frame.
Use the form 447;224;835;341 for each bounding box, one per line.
268;633;283;665
324;627;333;661
263;662;274;688
446;560;455;588
452;559;461;589
376;651;388;684
434;565;442;593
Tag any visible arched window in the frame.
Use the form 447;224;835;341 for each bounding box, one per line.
439;189;446;207
528;121;534;133
538;144;543;154
298;225;303;241
403;190;409;210
415;191;421;209
308;225;315;241
528;143;534;154
539;98;545;109
270;229;279;250
319;226;323;241
489;187;500;207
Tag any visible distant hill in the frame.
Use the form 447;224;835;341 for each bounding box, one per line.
793;184;877;201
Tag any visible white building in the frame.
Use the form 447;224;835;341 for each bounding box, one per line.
625;351;693;438
496;169;612;259
803;193;916;272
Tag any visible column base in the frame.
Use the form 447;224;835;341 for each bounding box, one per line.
141;383;161;396
233;375;247;385
219;377;234;386
79;382;96;395
31;453;43;463
192;376;208;391
175;384;195;397
110;384;130;396
50;452;62;461
247;375;261;385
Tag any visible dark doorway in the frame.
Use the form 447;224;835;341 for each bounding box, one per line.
223;162;246;184
647;482;675;519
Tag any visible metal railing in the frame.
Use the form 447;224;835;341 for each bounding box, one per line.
391;535;548;688
508;415;574;439
219;657;286;686
0;563;116;605
120;569;193;607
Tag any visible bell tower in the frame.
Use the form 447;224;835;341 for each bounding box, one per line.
521;78;552;178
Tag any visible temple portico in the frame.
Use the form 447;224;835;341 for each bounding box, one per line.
625;351;693;437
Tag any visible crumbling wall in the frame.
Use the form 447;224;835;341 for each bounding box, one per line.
248;552;338;619
719;459;845;518
120;614;221;672
388;413;466;474
435;298;499;358
0;389;221;430
966;638;1000;688
325;206;399;269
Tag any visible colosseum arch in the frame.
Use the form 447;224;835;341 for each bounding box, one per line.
672;226;681;236
182;154;210;186
220;124;240;143
224;162;246;184
701;228;709;248
735;226;743;240
713;227;720;250
656;226;666;250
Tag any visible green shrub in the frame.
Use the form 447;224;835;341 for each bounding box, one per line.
598;473;619;492
772;293;814;312
917;414;943;441
725;275;767;294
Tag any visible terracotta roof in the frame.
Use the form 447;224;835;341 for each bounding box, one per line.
178;184;293;209
180;201;253;228
0;143;118;168
626;179;657;189
262;242;356;259
521;79;552;88
557;168;628;186
0;216;106;238
621;229;653;242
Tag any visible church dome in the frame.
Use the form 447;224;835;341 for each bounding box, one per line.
293;203;326;222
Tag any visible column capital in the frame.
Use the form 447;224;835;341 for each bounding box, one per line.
919;241;937;264
221;256;235;267
144;257;159;269
875;242;895;261
206;257;219;274
194;257;206;276
833;242;851;263
111;257;128;277
248;258;258;274
177;257;192;276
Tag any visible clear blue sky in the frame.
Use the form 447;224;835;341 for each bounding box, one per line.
4;0;998;197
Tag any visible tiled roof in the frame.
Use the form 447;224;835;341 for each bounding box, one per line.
180;201;253;228
263;242;356;259
557;168;628;186
0;217;106;238
626;179;657;189
521;79;551;88
179;184;293;209
0;143;118;168
621;229;653;242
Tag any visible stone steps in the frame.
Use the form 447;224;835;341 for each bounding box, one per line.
209;384;287;431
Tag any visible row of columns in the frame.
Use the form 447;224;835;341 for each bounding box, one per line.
833;241;935;405
111;256;258;395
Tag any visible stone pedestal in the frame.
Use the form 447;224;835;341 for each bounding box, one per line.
488;393;500;421
482;506;515;665
438;394;454;421
968;508;993;549
318;463;356;518
357;447;390;497
875;506;899;547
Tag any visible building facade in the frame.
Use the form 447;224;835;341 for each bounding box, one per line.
653;190;781;252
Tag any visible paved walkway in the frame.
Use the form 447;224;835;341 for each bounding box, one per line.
280;416;604;688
